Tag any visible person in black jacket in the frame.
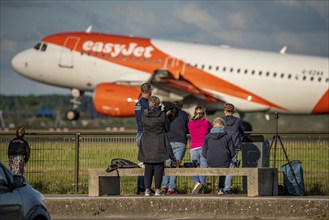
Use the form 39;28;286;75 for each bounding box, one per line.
161;101;189;195
8;127;30;175
221;103;245;194
202;117;235;195
138;96;176;196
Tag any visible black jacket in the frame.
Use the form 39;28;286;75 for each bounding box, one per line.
167;110;189;144
222;115;245;149
138;107;175;163
8;137;31;163
202;130;234;168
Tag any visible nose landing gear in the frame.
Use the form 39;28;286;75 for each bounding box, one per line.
66;89;83;121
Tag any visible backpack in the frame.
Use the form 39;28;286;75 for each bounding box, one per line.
106;158;141;173
281;160;306;196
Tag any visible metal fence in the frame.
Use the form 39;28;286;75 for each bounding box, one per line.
0;131;328;195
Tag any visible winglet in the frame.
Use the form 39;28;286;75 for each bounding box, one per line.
280;46;287;54
85;25;92;33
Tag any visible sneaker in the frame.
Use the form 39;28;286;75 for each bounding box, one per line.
192;182;202;194
167;189;175;195
155;189;164;196
218;189;225;195
161;186;168;193
145;189;151;197
136;188;145;195
224;189;233;195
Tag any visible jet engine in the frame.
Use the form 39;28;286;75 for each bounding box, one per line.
93;83;141;117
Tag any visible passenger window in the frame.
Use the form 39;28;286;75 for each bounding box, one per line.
223;67;226;72
34;43;41;50
244;70;248;74
259;71;262;76
237;69;240;73
216;66;219;71
41;44;47;51
209;66;212;70
201;64;205;69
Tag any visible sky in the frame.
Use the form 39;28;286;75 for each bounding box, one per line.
0;0;328;96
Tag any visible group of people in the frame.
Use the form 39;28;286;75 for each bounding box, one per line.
6;82;244;197
134;82;245;196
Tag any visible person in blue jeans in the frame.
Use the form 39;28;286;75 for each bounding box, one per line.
202;117;235;195
135;82;152;194
188;105;213;194
161;101;189;195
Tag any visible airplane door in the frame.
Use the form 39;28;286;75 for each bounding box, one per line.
164;57;186;79
59;37;80;68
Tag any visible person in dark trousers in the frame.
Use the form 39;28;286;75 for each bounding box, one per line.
202;117;235;195
221;103;245;194
161;101;189;195
135;82;152;194
138;96;176;196
8;127;30;176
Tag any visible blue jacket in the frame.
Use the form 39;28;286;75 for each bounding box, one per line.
202;127;235;168
222;115;245;149
134;97;149;133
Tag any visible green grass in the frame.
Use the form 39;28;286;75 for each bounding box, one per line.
1;134;328;195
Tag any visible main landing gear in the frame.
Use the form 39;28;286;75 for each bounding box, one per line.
66;88;83;121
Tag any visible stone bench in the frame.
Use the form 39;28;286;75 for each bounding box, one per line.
88;167;278;197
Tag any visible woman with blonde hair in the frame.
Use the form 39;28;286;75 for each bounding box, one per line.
188;105;213;194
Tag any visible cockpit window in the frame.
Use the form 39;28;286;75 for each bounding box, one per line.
41;44;47;51
34;43;41;50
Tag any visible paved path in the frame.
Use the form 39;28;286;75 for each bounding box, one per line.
45;194;329;219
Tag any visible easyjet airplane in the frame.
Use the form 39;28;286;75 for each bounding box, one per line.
11;26;329;120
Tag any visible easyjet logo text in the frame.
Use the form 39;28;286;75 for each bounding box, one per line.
82;41;154;58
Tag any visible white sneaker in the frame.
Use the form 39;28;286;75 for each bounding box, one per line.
145;189;151;196
155;189;164;196
192;182;202;194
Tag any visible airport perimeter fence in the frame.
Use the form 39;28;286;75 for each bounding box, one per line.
0;131;328;195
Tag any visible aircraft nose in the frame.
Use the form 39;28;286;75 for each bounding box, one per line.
11;51;28;75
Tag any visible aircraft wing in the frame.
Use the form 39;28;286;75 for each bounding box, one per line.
148;69;224;114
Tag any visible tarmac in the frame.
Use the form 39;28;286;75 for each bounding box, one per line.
45;194;329;220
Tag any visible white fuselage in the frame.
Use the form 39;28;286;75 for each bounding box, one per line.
11;33;329;114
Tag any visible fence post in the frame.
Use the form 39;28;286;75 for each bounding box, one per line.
75;132;80;193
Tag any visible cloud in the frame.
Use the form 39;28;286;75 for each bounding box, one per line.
174;2;219;32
